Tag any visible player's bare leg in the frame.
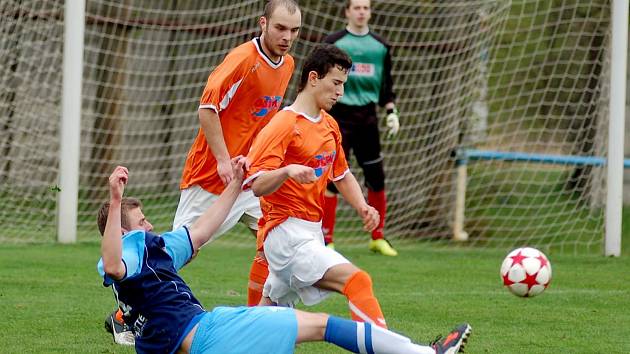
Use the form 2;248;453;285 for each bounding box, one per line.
258;296;275;306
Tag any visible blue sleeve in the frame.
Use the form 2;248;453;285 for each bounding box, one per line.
161;226;194;271
97;230;146;286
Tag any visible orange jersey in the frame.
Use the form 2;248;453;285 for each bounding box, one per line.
245;108;350;249
180;38;294;194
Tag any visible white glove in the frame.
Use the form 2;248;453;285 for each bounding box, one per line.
385;108;400;138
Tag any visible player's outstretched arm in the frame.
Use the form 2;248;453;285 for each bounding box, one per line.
333;173;379;232
251;164;317;197
101;166;128;280
188;156;246;250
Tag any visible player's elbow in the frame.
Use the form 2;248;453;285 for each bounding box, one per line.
252;185;264;197
250;179;266;197
103;262;126;281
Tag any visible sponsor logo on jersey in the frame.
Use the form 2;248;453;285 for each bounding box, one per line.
310;151;336;178
350;63;375;77
251;95;282;117
134;314;147;337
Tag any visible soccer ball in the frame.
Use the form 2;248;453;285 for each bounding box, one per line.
500;247;552;297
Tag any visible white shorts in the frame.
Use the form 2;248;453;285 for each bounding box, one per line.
263;217;350;306
172;185;261;241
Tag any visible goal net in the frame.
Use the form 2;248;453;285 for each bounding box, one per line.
0;0;613;254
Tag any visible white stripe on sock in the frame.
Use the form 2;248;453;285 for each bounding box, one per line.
348;301;375;325
357;322;367;354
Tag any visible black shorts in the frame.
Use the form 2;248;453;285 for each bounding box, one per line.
328;102;382;166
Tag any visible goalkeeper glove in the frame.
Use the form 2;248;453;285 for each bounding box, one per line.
385;107;400;138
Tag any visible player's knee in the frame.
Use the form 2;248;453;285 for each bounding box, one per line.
352;269;373;286
363;161;385;192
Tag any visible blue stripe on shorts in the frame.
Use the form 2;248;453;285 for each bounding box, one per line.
190;306;297;354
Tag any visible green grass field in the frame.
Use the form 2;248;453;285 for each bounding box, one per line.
2;240;628;353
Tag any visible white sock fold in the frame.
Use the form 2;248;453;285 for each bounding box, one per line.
369;324;435;354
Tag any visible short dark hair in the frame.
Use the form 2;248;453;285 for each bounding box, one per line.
297;44;353;92
263;0;300;20
96;197;143;236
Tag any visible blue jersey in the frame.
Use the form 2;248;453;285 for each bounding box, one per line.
97;228;204;354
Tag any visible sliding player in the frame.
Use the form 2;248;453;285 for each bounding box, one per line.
97;161;471;354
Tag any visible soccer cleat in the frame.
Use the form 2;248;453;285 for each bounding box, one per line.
431;323;472;354
368;238;398;256
104;311;135;346
326;242;335;250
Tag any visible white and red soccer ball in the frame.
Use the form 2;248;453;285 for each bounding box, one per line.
501;247;552;297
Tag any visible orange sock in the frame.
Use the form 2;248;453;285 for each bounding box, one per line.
115;308;125;323
342;270;387;328
247;255;269;306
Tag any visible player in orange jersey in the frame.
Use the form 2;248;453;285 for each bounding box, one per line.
174;0;300;308
244;44;388;329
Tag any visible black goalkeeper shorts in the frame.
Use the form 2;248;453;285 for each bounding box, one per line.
328;102;382;167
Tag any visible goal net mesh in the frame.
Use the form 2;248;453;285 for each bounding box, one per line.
0;0;612;254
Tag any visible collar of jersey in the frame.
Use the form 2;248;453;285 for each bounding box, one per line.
283;106;322;123
252;38;284;69
345;26;370;36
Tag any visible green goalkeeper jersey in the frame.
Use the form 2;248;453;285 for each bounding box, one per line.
324;29;395;107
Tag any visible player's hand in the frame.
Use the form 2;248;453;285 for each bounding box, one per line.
358;204;379;232
286;164;318;184
230;155;247;184
385;109;400;139
108;166;128;202
217;158;235;185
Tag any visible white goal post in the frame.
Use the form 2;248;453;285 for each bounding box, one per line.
604;0;627;257
57;0;86;243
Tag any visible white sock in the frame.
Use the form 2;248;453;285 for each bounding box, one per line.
324;316;434;354
370;324;435;354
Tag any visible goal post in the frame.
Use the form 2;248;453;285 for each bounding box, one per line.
57;0;86;244
604;0;628;257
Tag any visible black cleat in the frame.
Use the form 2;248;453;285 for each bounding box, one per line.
431;323;472;354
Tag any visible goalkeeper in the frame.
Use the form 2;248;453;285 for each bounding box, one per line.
97;161;471;354
322;0;400;256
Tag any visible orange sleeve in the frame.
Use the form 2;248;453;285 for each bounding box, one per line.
199;48;253;112
244;113;297;187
